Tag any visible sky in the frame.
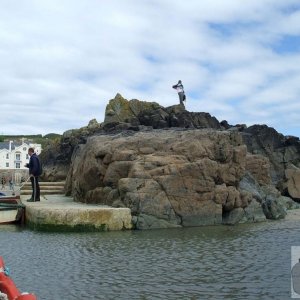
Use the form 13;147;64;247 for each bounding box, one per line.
0;0;300;137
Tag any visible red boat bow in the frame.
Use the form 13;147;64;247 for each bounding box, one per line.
0;257;36;300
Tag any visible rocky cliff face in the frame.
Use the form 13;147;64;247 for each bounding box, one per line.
64;128;293;229
65;130;242;227
240;125;300;199
40;119;102;181
40;94;300;229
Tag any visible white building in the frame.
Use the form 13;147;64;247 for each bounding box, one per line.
0;141;42;170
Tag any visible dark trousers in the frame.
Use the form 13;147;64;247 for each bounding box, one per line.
30;176;40;201
178;92;185;106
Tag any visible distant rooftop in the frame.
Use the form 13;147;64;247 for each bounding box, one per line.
0;141;25;151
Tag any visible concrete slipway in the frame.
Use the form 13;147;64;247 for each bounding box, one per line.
20;195;132;231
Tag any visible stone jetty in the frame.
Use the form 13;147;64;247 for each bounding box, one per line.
21;194;132;231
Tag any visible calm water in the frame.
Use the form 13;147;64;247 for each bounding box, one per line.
1;219;300;300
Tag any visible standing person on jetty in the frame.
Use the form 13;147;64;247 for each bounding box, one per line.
25;147;41;202
172;80;186;107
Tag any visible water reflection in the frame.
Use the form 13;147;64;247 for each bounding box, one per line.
0;224;24;233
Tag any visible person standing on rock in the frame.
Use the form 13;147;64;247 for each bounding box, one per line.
25;147;41;202
172;80;186;107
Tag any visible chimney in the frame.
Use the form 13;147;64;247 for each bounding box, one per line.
9;141;13;152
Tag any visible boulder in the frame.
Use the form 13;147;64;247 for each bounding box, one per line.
104;94;163;126
244;200;266;222
222;199;266;225
222;208;245;225
239;172;293;220
262;195;287;220
285;166;300;200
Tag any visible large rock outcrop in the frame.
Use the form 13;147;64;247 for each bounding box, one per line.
39;95;300;229
40;94;222;182
65;129;282;229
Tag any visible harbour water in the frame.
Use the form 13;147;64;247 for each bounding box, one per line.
1;218;300;300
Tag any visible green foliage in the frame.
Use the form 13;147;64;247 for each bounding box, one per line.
2;133;62;149
43;133;61;139
0;135;4;142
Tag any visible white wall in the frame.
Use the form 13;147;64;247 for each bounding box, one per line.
0;143;42;170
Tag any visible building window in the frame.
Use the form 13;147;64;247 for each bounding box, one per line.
6;163;9;167
16;153;21;160
23;147;27;151
6;153;9;159
26;154;29;159
16;162;20;169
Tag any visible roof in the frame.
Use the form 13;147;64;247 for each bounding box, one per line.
0;142;23;151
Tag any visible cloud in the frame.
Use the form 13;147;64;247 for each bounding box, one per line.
0;0;299;137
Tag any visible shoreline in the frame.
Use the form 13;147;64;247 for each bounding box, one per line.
285;208;300;221
2;188;298;230
20;195;300;231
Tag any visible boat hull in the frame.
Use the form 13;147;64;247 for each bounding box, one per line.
0;196;24;225
0;209;19;224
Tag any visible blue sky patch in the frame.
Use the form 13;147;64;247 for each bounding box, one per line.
272;35;300;54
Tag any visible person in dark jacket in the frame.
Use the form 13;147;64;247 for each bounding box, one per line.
25;147;41;202
172;80;186;106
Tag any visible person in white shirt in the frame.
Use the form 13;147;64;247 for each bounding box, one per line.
172;80;186;106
